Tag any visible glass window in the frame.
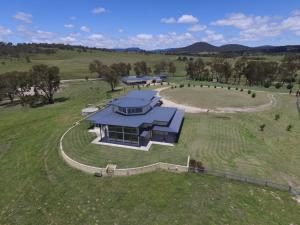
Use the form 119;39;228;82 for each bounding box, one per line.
124;127;137;134
108;132;123;140
124;134;138;142
108;125;123;132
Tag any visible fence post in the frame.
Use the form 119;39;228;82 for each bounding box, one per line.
289;185;292;193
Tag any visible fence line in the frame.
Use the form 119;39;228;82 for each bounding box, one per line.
190;167;300;196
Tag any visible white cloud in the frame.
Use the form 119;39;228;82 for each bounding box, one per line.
69;16;77;20
64;24;74;28
59;36;77;44
187;24;207;32
13;12;33;23
92;7;106;14
202;30;225;43
80;26;90;32
160;17;176;24
16;25;56;42
177;15;198;24
88;34;105;41
118;28;124;33
136;33;153;40
212;12;285;41
0;26;13;36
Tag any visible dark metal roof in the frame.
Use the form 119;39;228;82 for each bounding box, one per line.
153;109;184;133
110;90;158;108
87;105;177;128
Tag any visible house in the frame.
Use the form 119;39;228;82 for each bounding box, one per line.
86;90;184;149
122;76;163;85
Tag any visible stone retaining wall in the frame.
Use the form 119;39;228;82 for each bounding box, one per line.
60;122;188;177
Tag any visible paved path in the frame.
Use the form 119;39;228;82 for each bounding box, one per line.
156;86;277;114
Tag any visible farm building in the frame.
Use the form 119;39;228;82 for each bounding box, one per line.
122;76;164;85
86;90;184;148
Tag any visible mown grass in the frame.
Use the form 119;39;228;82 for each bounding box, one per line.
1;80;300;224
161;87;270;108
64;84;300;187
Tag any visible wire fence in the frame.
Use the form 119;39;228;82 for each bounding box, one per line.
189;167;300;196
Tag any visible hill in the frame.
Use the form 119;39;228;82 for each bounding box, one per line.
165;42;300;54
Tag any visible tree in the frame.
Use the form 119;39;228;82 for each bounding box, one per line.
15;71;31;105
89;60;104;77
133;61;151;75
30;64;60;104
102;65;120;91
1;72;18;103
185;58;207;80
233;57;247;84
278;54;300;83
25;55;31;63
110;62;131;76
168;62;176;76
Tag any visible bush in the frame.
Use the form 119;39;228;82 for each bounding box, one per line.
275;114;280;120
286;83;293;90
251;93;256;98
240;88;243;92
179;84;184;88
227;86;231;90
214;85;217;88
188;83;191;87
248;90;251;94
286;124;293;131
221;86;223;88
171;86;174;89
260;124;266;131
207;85;210;88
275;82;282;89
200;84;203;87
174;86;177;88
264;82;271;88
235;87;238;90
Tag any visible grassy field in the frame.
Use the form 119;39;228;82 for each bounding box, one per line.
160;87;270;108
63;83;300;188
0;49;187;79
1;80;300;224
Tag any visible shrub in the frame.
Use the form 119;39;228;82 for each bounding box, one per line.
286;83;293;90
171;86;174;89
214;85;217;88
260;124;266;131
248;90;252;94
275;82;282;89
188;83;191;87
221;86;223;88
264;82;271;88
275;114;280;120
251;93;256;98
174;86;177;88
240;88;243;92
207;85;210;88
179;84;184;88
235;87;238;90
200;84;203;87
286;124;293;131
227;86;231;90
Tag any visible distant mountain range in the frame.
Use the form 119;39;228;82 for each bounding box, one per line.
112;42;300;54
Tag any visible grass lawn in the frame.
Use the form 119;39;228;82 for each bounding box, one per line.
1;80;300;224
160;86;270;108
64;84;300;188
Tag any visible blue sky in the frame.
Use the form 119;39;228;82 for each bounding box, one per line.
0;0;300;49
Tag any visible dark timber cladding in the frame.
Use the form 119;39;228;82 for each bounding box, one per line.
87;90;184;147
